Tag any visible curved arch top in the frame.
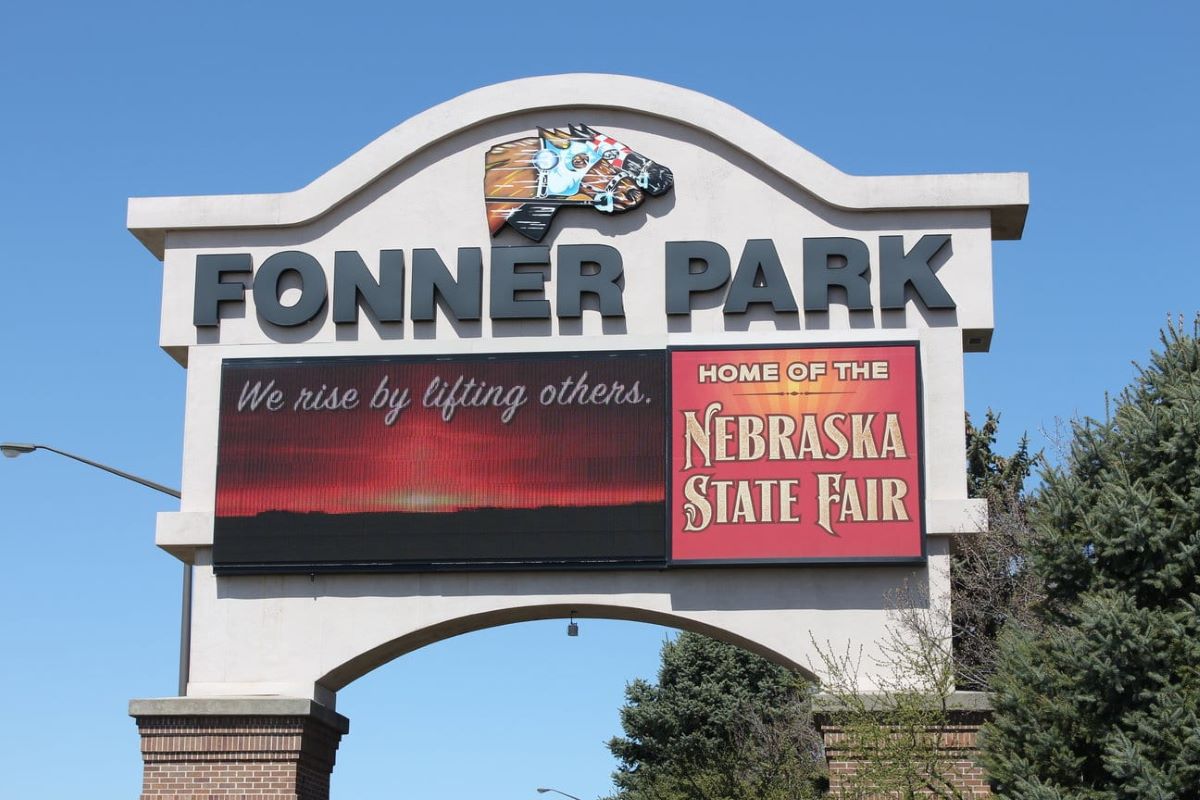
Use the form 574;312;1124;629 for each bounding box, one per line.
128;73;1027;258
316;603;821;694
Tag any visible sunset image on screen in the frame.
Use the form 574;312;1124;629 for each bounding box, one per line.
213;351;667;571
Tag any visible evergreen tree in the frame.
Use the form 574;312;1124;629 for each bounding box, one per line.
965;410;1036;512
981;323;1200;798
606;631;826;800
954;411;1040;689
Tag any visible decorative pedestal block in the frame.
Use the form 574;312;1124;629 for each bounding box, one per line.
130;697;349;800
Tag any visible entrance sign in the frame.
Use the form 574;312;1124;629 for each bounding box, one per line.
127;74;1027;800
670;344;923;563
212;342;924;573
214;351;666;573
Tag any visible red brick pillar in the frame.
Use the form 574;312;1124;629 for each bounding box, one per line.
814;691;992;798
130;697;349;800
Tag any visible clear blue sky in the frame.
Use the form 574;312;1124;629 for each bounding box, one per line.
1;2;1197;798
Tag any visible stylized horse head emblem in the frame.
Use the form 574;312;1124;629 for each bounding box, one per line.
484;123;673;241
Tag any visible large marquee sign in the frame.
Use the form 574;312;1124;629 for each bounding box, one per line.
213;343;924;573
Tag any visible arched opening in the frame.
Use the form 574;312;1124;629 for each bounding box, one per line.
318;602;820;693
326;614;821;800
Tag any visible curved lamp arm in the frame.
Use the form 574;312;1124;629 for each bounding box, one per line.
1;442;180;498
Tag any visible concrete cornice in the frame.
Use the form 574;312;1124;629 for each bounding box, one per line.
129;696;350;733
812;690;994;714
127;73;1029;260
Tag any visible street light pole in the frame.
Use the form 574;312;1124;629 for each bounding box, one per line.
537;788;584;800
2;441;189;695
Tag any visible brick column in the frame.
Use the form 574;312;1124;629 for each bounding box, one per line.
814;691;992;798
130;697;349;800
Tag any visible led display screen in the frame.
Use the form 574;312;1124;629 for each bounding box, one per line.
670;344;925;563
213;351;666;573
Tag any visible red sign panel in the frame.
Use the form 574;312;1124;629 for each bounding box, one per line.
670;344;924;563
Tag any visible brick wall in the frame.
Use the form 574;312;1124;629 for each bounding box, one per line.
817;708;991;798
132;701;348;800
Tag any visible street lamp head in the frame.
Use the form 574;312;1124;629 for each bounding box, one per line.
537;791;550;795
1;442;37;459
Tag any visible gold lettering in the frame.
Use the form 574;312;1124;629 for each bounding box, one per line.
682;402;722;470
768;414;797;460
851;413;879;459
796;414;825;460
816;473;841;536
682;474;712;531
712;478;733;522
753;479;776;523
715;417;735;462
731;481;756;523
738;415;765;461
880;413;907;458
779;478;801;522
838;478;864;523
823;413;849;460
883;478;909;521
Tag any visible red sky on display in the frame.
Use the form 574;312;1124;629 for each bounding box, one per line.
216;354;665;517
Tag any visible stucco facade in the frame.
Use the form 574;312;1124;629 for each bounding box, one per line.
128;74;1026;798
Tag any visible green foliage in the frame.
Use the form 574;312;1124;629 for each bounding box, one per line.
954;411;1041;689
606;631;826;800
981;322;1200;798
965;410;1036;514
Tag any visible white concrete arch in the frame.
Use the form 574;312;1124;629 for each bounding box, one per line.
317;603;821;694
142;73;996;711
184;542;946;709
128;73;1018;800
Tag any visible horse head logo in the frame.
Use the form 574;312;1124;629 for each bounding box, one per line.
484;123;673;241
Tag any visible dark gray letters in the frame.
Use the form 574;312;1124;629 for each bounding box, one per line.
192;234;960;331
252;251;327;327
194;254;252;326
411;248;483;321
665;241;731;314
879;235;955;310
803;237;872;312
556;244;624;317
723;239;798;314
490;246;551;319
332;250;405;324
